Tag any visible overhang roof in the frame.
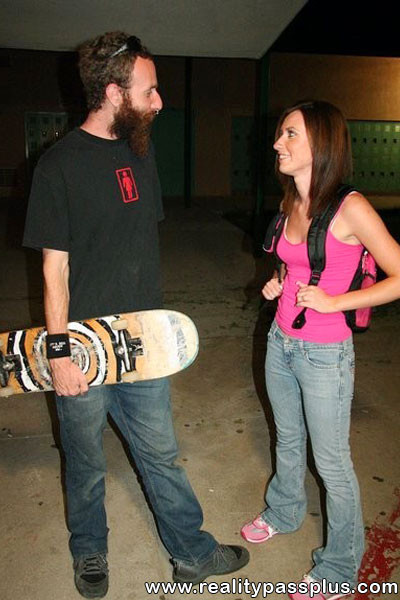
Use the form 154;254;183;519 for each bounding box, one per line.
0;0;307;58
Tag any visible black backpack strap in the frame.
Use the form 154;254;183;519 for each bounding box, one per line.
292;184;356;330
292;204;336;329
263;211;285;274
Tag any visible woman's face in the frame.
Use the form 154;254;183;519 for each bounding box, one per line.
273;110;313;182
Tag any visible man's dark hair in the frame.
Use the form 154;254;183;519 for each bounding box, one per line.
78;31;152;111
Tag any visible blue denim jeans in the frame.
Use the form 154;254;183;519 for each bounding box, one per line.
262;321;364;587
55;377;217;562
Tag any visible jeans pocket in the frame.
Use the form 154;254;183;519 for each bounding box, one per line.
345;346;356;377
302;347;341;370
267;319;278;341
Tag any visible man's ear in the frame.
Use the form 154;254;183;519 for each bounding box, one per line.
105;83;123;108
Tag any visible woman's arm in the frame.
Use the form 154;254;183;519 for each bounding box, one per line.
296;193;400;313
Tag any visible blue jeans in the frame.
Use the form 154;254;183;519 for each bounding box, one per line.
55;377;217;562
262;321;364;587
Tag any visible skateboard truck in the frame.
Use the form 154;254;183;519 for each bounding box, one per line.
0;352;22;388
114;332;144;372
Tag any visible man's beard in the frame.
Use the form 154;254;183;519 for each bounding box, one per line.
109;96;155;157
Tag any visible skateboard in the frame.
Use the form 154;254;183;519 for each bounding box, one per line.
0;310;199;397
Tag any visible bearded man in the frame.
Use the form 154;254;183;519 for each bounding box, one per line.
23;31;248;599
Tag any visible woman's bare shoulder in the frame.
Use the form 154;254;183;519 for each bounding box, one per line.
340;191;376;222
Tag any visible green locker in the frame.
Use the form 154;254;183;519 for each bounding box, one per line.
25;112;84;174
151;108;194;197
231;116;255;194
348;120;400;193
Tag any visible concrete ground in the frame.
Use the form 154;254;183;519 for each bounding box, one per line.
0;197;399;600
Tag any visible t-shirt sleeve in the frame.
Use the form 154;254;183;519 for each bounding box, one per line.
23;163;70;252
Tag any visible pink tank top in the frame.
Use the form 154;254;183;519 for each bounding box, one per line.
275;215;363;343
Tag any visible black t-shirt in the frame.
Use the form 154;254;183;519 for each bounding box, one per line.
23;128;164;320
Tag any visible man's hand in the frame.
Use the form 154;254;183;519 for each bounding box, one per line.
49;356;89;397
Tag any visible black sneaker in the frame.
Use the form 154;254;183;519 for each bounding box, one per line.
173;544;249;584
73;553;109;598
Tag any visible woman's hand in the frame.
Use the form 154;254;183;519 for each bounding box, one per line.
262;277;283;301
295;281;337;313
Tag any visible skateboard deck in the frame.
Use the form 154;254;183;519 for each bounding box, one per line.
0;310;199;397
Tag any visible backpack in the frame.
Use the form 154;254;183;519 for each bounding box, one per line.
263;185;377;333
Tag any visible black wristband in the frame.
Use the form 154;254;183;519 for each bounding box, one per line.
46;333;71;359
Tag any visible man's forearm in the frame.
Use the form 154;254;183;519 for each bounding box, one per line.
43;249;70;333
42;249;89;395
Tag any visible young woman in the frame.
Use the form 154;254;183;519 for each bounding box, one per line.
241;100;400;600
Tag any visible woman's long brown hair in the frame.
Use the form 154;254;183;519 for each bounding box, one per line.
275;100;353;218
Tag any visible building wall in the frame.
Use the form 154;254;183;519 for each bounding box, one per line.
157;56;257;197
1;49;399;201
0;50;257;199
269;53;400;120
267;53;400;207
192;58;256;197
0;49;85;197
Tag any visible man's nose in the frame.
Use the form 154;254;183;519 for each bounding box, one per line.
152;91;163;111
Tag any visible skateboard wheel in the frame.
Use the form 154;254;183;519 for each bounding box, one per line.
112;319;128;331
0;386;14;398
121;372;138;383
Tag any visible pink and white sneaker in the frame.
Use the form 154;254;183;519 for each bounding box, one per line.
288;574;354;600
240;514;279;544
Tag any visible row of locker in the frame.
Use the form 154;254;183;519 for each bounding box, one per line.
348;121;400;160
232;117;400;195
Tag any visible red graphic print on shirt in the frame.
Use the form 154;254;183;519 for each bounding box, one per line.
116;168;139;203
